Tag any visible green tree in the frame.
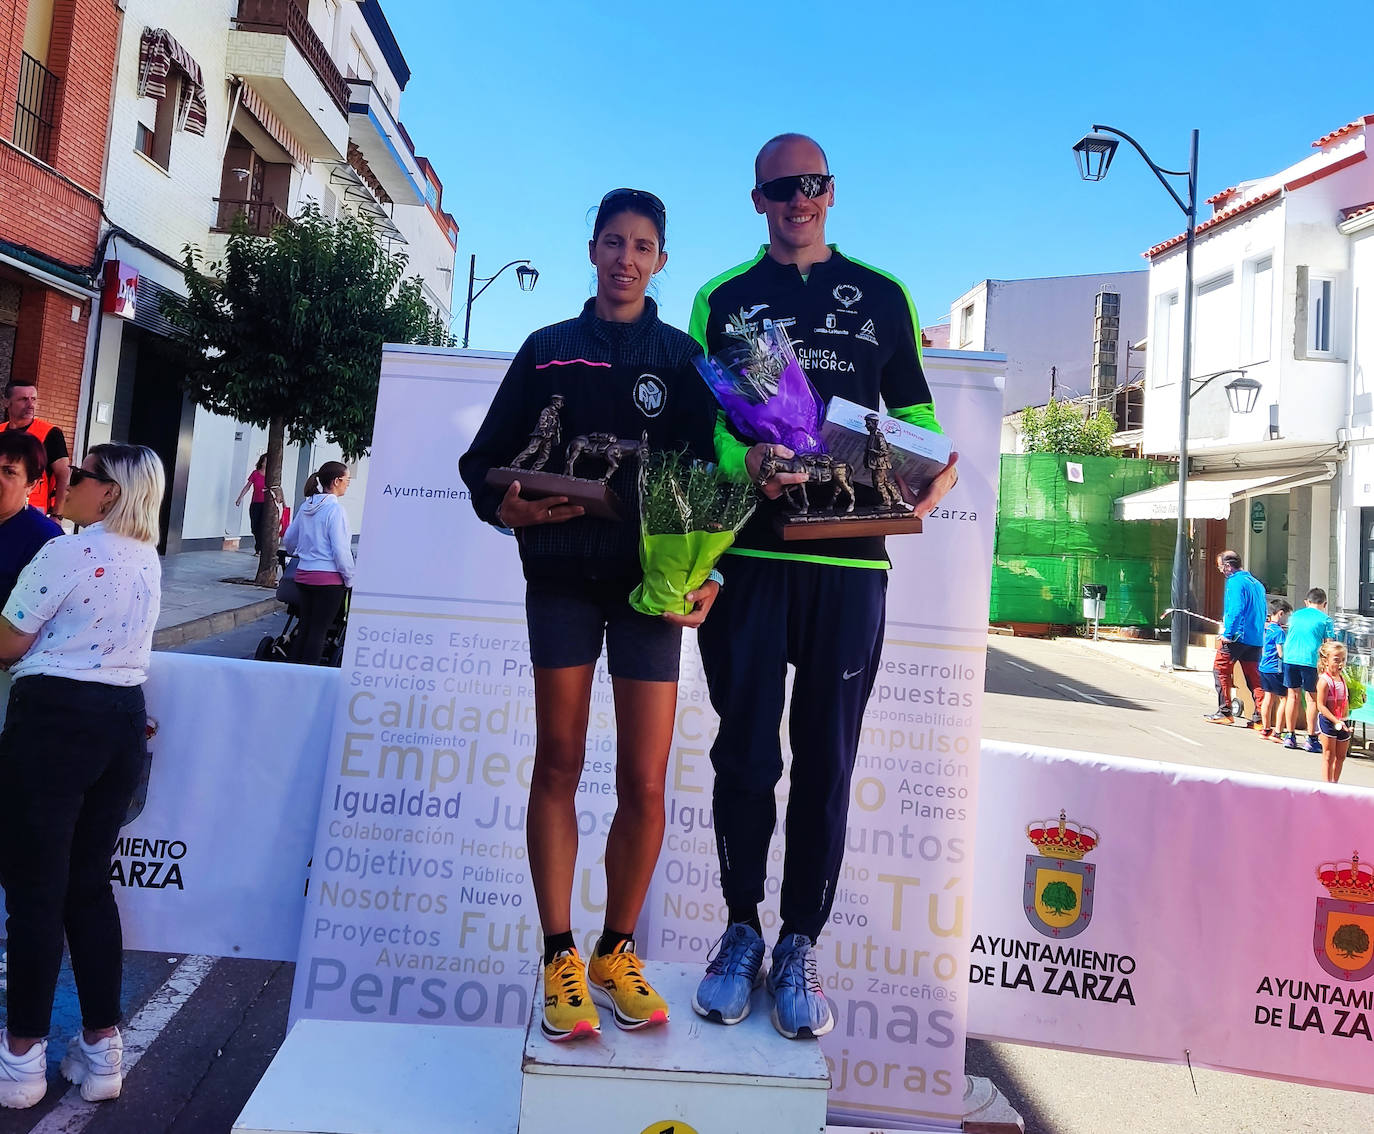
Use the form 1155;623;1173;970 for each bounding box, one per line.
1020;398;1118;458
166;204;450;584
1040;880;1078;917
1332;922;1371;960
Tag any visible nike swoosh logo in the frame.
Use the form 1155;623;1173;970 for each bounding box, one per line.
843;667;863;680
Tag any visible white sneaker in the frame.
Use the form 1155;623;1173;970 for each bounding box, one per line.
60;1029;122;1102
0;1029;47;1109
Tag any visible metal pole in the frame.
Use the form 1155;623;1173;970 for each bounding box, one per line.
462;253;476;350
1170;129;1200;670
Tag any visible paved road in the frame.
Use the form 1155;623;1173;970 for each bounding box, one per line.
171;611;290;661
983;633;1374;788
2;630;1369;1131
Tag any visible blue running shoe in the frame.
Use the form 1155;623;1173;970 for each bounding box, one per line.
692;923;765;1024
767;934;834;1039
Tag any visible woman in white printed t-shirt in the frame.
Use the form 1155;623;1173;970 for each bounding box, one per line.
0;443;164;1111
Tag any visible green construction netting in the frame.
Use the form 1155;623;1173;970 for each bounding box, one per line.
990;453;1177;627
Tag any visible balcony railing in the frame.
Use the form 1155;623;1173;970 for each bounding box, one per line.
13;52;59;164
234;0;349;115
212;198;290;236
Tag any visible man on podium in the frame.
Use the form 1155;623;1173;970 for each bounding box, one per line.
688;133;959;1039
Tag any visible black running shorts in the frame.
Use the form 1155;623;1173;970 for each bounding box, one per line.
524;576;682;682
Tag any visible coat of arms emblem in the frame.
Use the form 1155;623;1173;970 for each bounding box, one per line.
1024;810;1098;939
1314;852;1374;983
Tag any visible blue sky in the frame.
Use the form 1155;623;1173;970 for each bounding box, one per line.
382;0;1371;353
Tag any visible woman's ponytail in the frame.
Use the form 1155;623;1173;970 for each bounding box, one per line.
308;460;349;496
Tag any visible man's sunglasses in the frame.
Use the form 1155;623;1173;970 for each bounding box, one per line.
69;467;115;486
600;188;666;218
756;173;834;202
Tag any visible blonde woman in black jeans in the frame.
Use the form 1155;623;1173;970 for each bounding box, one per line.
0;443;164;1109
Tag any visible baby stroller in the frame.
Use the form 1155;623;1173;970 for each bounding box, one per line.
254;550;350;667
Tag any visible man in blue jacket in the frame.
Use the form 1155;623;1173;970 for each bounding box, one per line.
1207;550;1267;725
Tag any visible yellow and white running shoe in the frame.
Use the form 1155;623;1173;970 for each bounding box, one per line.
541;948;601;1042
588;939;670;1031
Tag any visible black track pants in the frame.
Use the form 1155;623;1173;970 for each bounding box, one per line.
697;555;886;942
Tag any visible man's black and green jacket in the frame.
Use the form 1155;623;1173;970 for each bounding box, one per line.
689;245;942;568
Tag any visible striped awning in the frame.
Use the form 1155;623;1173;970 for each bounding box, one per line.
137;27;208;136
239;83;309;170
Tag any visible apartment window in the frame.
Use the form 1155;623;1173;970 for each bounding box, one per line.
320;0;340;52
134;75;179;170
1241;255;1273;364
11;0;59;162
958;303;974;347
349;37;375;82
1153;291;1180;387
1192;272;1236;379
23;0;54;62
1309;276;1334;355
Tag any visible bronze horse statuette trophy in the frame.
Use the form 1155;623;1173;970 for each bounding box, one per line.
760;414;924;542
484;395;642;521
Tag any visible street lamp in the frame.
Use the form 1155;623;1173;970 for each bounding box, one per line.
1190;368;1262;416
1224;374;1261;415
1075;122;1199;670
461;255;539;349
1072;133;1119;182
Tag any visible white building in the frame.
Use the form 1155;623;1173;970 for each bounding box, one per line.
946;271;1148;420
87;0;457;551
1134;113;1374;613
1335;194;1374;615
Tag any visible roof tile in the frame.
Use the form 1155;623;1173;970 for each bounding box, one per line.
1145;189;1281;258
1312;114;1374;148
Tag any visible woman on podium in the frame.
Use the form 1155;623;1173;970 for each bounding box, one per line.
460;189;717;1041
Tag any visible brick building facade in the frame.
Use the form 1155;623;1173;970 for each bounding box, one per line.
0;0;119;445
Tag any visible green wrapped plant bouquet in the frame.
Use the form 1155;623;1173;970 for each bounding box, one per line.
629;450;756;617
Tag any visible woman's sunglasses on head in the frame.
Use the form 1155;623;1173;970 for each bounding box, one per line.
600;188;666;219
756;174;834;202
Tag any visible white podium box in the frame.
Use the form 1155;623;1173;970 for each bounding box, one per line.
519;962;830;1134
233;1018;523;1134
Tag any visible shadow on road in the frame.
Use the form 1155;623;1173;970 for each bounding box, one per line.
966;1038;1059;1133
985;645;1154;712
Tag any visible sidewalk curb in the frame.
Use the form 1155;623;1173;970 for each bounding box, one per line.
1063;638;1214;693
154;597;283;649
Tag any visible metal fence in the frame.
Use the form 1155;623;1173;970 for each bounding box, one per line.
14;52;59;164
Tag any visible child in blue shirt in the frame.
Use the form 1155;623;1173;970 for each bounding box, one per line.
1284;587;1335;752
1259;598;1290;740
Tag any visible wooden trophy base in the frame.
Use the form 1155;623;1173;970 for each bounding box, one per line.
485;468;624;521
774;508;923;542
